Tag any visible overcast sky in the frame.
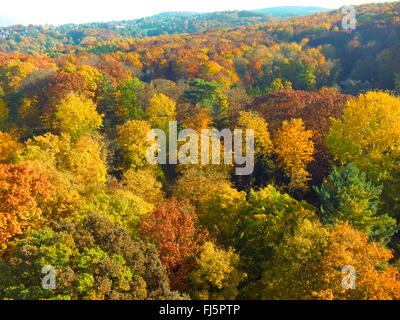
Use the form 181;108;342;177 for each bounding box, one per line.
0;0;390;26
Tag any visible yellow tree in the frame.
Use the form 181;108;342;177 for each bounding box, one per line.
189;242;244;300
0;59;38;94
122;167;164;205
67;135;107;186
326;91;400;216
81;188;153;238
259;218;329;300
326;91;400;181
237;110;273;160
145;93;176;132
117;119;152;169
273;118;314;191
16;132;107;221
265;78;293;93
0;131;22;163
199;184;247;245
173;167;231;211
53;92;103;141
19;132;107;186
62;64;103;97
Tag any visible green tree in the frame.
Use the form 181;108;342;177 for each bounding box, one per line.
235;185;320;297
97;73;117;128
183;78;219;106
265;78;292;94
116;78;145;120
183;79;229;129
0;214;184;300
315;163;397;244
210;89;229;129
0;98;9;130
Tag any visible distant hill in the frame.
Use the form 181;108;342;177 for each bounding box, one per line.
84;10;278;36
255;6;329;18
0;10;278;53
0;6;330;53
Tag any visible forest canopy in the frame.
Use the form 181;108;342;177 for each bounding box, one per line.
1;1;400;300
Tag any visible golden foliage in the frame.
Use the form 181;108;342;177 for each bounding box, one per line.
274;118;314;191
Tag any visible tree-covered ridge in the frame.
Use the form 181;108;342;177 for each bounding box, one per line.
0;7;332;55
0;10;279;54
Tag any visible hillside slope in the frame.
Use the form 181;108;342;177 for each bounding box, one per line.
0;6;328;53
0;10;276;53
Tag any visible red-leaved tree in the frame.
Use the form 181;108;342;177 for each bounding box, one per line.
140;198;207;291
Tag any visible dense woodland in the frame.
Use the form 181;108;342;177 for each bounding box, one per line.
2;2;400;300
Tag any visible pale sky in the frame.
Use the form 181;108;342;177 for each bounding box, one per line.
0;0;390;26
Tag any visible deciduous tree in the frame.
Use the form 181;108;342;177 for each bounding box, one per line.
273;118;314;191
53;93;103;141
0;162;54;249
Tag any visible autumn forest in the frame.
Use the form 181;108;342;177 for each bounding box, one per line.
1;1;400;300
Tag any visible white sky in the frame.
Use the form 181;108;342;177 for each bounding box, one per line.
0;0;390;26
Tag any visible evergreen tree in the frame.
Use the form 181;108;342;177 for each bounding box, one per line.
183;78;219;106
315;163;397;244
116;78;144;120
97;73;116;128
